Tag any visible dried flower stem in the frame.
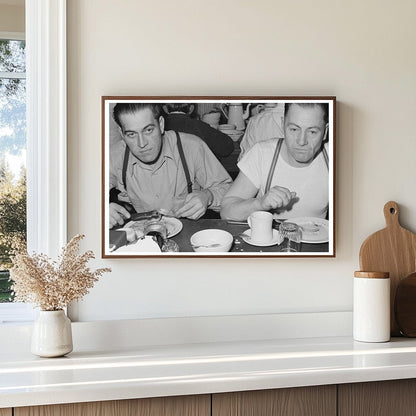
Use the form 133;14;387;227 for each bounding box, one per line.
10;235;111;310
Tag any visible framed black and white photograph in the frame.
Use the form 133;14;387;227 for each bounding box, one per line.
102;96;336;258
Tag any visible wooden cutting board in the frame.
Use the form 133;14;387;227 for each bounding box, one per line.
359;201;416;336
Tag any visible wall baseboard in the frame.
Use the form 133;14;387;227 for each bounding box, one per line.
0;311;352;353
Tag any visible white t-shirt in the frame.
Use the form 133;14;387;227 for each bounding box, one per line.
238;139;329;219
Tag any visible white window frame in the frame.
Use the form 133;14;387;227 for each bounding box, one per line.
0;0;67;323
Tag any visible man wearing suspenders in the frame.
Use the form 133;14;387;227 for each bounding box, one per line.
220;103;329;221
109;103;232;228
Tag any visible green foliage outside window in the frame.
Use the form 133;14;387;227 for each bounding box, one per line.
0;162;26;302
0;38;27;302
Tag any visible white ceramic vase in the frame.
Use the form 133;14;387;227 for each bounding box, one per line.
31;310;73;357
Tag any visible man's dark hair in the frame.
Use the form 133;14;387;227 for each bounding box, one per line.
113;103;162;128
164;103;193;114
284;102;329;124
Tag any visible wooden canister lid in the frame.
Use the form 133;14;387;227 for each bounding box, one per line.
354;271;389;279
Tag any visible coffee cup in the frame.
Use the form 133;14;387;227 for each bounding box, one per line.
247;211;273;244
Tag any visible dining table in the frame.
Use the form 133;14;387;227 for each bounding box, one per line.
174;219;328;253
110;218;329;255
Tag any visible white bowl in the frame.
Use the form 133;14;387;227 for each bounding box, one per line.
190;229;233;252
218;123;236;131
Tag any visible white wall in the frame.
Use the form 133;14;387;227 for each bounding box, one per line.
67;0;416;322
0;3;24;33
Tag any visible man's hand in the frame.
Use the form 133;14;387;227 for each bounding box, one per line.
109;202;131;228
259;186;296;211
174;190;212;220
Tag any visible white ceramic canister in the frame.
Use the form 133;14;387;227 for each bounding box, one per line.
353;271;390;342
31;310;73;357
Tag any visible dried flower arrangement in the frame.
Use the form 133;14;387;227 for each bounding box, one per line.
10;234;111;311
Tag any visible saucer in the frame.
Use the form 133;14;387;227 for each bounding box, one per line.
241;229;282;247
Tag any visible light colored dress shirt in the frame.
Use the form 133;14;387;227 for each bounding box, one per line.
110;130;232;213
239;104;285;161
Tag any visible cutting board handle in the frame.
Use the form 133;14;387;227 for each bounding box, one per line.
384;201;400;228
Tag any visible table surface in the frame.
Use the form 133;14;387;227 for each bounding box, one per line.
2;336;416;408
175;218;328;253
110;218;328;255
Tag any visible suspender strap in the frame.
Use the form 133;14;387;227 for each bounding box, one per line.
322;144;329;169
175;131;193;194
264;139;329;194
122;144;130;190
120;132;192;195
265;137;283;194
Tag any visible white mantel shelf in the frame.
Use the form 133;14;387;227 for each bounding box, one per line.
2;332;416;409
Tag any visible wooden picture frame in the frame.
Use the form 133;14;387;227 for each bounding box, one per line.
102;96;336;258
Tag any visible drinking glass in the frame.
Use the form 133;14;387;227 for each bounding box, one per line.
279;222;302;252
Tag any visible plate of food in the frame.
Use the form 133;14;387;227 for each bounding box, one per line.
285;217;329;243
163;217;183;238
124;215;183;239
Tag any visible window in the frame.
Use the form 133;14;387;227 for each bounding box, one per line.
0;34;26;305
0;0;67;323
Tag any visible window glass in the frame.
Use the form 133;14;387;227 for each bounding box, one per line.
0;39;25;73
0;39;26;303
